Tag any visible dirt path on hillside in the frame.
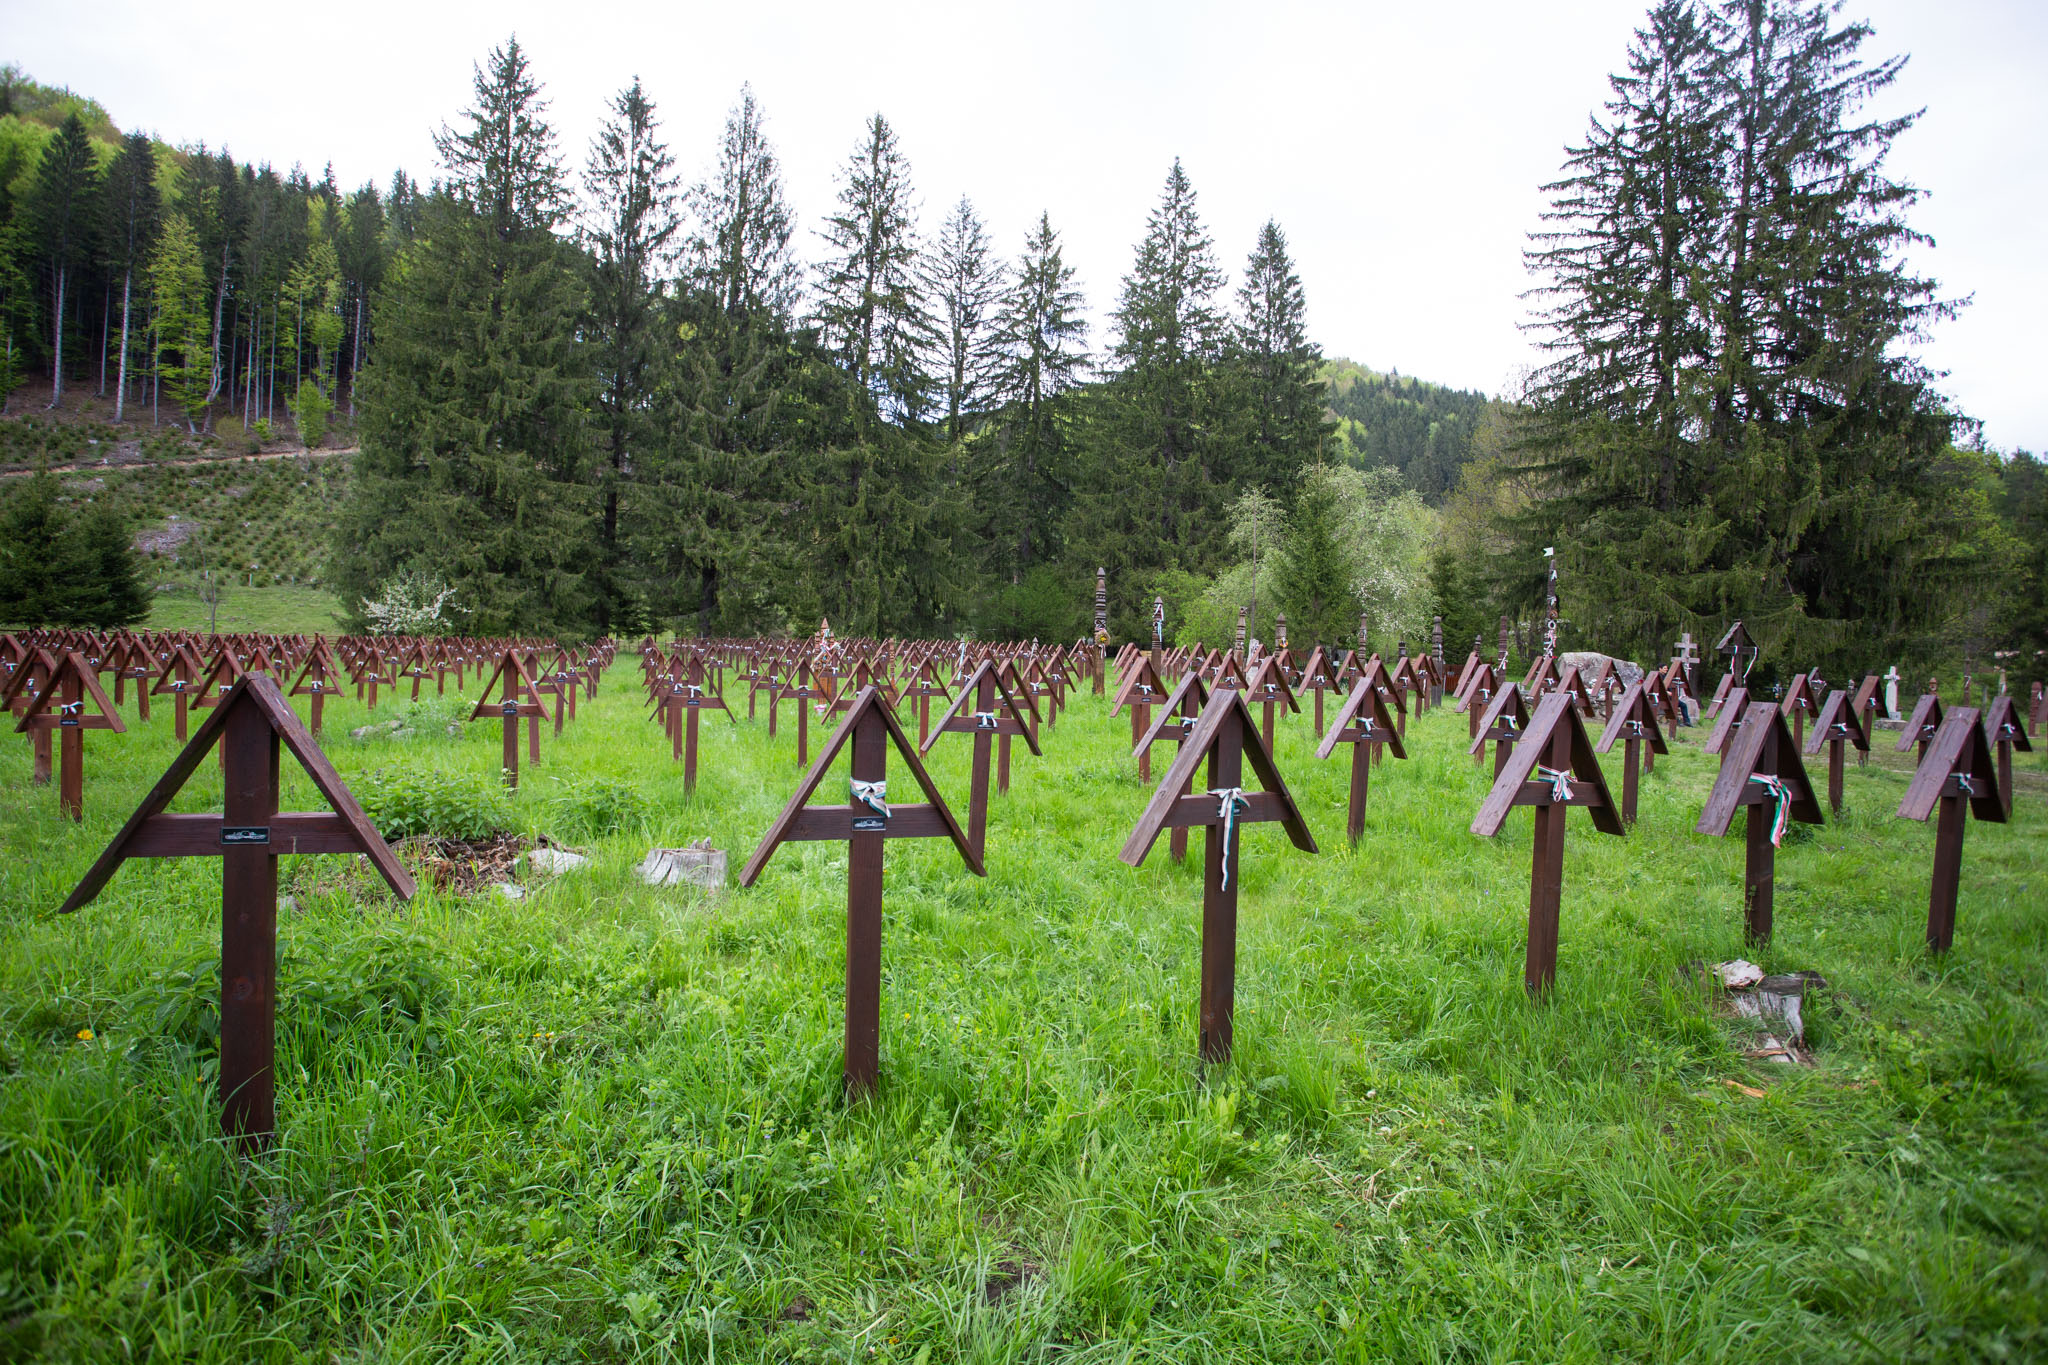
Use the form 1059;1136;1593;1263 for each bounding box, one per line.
0;445;355;479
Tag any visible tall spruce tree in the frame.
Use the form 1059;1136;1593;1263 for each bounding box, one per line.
988;212;1089;575
686;85;799;322
581;78;680;634
99;132;159;424
926;195;1006;444
1273;465;1353;649
1231;221;1328;499
813;114;936;425
1066;159;1229;633
27;113;99;407
337;37;594;636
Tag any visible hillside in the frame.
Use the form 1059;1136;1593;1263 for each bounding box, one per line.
1322;357;1493;502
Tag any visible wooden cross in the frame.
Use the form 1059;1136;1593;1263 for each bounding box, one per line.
56;674;414;1146
1112;655;1170;782
739;686;981;1095
1980;694;2031;815
1801;689;1869;814
771;662;826;766
15;650;126;820
468;649;550;788
1702;685;1751;758
1471;690;1625;993
654;658;734;794
1897;708;2006;953
1132;670;1212;866
1697;701;1823;944
1469;674;1529;776
287;639;344;737
1898;690;1943;764
921;660;1040;862
1778;672;1818;750
1672;630;1700;694
1315;673;1406;842
1118;686;1317;1063
1245;655;1299;751
1594;679;1668;826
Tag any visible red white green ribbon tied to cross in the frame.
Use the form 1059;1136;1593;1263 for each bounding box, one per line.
1535;766;1574;803
1747;774;1791;846
1210;787;1250;890
850;779;889;822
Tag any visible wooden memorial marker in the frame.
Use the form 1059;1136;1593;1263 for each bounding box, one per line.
1315;673;1407;843
739;686;982;1095
772;662;827;766
1696;701;1823;944
1118;687;1317;1064
655;659;734;794
993;658;1043;793
1593;679;1668;826
1469;677;1529;776
1112;655;1170;781
2;645;61;785
1801;688;1869;814
467;650;550;788
1851;674;1882;766
287;639;345;737
1980;694;2030;818
150;643;207;741
898;659;952;747
15;650;126;820
1896;708;2006;953
1702;686;1751;757
1296;645;1341;733
1132;670;1213;866
1471;690;1625;993
1898;688;1943;763
1715;620;1758;702
921;660;1040;861
1245;655;1299;751
1779;671;1818;749
56;674;414;1146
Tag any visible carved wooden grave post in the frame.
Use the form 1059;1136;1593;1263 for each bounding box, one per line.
1696;701;1823;944
15;651;126;820
740;687;982;1095
1471;691;1625;993
1593;679;1668;826
1315;673;1406;843
1981;694;2031;813
921;661;1040;862
1897;709;2006;953
1802;689;1869;815
1119;688;1317;1063
56;675;414;1146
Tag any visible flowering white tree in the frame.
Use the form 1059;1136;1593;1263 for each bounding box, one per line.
361;569;464;636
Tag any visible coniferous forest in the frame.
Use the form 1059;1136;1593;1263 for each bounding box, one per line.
2;0;2045;679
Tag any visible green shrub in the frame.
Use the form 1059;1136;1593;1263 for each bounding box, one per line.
354;768;510;841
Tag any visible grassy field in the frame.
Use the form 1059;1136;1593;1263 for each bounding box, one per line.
145;584;346;636
1;669;2043;1361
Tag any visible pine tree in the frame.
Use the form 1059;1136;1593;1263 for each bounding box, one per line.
0;470;64;623
926;195;1006;444
687;85;799;323
66;502;149;628
99;132;159;424
813;114;936;425
582;78;679;633
1274;466;1353;649
336;37;595;636
284;237;343;446
988;212;1088;574
337;183;388;417
1231;221;1328;499
148;210;210;431
26;112;99;406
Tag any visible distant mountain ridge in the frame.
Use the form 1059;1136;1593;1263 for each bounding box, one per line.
1321;357;1491;503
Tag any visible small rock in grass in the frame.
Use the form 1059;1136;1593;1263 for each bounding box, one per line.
492;882;525;902
527;847;590;875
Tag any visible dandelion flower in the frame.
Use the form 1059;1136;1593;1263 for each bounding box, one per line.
76;1028;94;1042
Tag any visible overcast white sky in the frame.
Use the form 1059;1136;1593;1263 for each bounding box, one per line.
9;0;2045;450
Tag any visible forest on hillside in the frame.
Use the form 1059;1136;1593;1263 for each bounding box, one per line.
1;0;2046;677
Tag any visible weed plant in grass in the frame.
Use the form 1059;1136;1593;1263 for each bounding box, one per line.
0;675;2043;1360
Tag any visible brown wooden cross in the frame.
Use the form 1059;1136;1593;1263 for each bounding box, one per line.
1897;708;2006;953
56;674;414;1146
1315;673;1406;843
1802;688;1869;814
1897;690;1943;764
1132;670;1213;866
15;650;126;820
1696;701;1823;944
468;649;550;788
1112;655;1170;781
1119;686;1317;1063
1594;679;1668;826
921;660;1040;862
653;658;734;794
1471;690;1624;993
1980;694;2031;813
1469;676;1529;776
1702;685;1751;757
739;686;981;1095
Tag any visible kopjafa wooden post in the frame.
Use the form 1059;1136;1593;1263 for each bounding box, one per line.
1471;690;1625;994
1118;686;1317;1065
1150;595;1166;682
1802;689;1870;815
1980;694;2030;813
1132;670;1213;865
1093;568;1109;695
921;660;1040;862
739;686;982;1096
1593;679;1668;826
468;650;550;788
1896;708;2006;954
1898;687;1943;765
15;651;126;820
1696;701;1823;945
1470;676;1530;777
56;674;414;1147
1315;673;1406;843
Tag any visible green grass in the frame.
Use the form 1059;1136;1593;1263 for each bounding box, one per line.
1;674;2044;1361
146;583;346;636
